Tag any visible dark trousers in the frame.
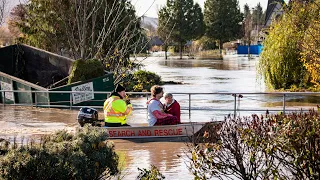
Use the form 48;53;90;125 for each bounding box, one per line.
105;122;130;127
154;116;180;126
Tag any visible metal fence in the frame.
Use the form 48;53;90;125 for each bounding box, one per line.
1;90;320;118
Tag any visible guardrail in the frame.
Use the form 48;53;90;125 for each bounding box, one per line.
1;90;320;118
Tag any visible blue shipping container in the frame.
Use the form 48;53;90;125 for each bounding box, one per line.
237;45;263;55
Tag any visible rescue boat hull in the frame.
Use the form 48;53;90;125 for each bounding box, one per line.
104;122;206;139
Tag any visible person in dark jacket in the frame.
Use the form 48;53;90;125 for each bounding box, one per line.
163;93;181;123
147;86;180;126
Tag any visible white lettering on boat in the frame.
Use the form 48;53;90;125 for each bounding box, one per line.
108;128;184;137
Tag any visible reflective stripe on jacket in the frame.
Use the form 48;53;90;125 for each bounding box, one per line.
104;95;133;124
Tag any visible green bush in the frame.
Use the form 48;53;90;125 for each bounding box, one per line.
124;70;163;92
0;126;119;179
259;1;314;90
68;59;105;84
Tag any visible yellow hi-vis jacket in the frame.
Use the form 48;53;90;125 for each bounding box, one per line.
104;95;133;125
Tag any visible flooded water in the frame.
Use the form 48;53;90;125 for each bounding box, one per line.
1;55;319;179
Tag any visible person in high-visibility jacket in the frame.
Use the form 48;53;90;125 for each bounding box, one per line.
104;84;132;127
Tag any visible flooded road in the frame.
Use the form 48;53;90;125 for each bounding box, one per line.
0;106;78;140
1;55;318;179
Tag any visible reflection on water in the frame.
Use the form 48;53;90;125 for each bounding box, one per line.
1;55;319;179
113;140;193;180
159;56;256;71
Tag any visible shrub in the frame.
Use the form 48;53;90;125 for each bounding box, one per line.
270;110;320;179
189;114;281;180
124;70;163;92
137;165;165;180
189;110;320;179
259;1;311;90
0;126;119;179
68;59;105;84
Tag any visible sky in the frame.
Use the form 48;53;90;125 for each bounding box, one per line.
7;0;290;19
131;0;271;18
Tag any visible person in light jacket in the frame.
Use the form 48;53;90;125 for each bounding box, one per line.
147;85;180;126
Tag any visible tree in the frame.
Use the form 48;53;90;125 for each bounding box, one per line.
243;3;250;18
158;0;205;59
252;3;264;30
157;5;173;60
0;0;6;26
8;4;25;40
242;3;252;58
300;0;320;89
259;1;313;90
10;0;147;84
204;0;243;56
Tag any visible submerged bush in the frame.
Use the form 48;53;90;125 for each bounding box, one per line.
124;70;163;92
68;59;105;84
137;165;165;180
0;126;119;179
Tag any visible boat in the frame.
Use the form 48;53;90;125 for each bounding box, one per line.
77;107;220;140
104;122;206;139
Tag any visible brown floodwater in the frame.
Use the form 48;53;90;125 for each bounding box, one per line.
1;55;319;179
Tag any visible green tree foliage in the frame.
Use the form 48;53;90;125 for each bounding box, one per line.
252;3;265;28
157;3;173;60
242;3;252;57
204;0;243;55
259;1;314;90
158;0;205;59
0;126;119;179
197;35;218;50
123;70;162;92
300;0;320;89
243;3;250;18
68;59;105;84
13;0;64;52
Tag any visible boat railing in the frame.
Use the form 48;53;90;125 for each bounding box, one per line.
1;90;320;118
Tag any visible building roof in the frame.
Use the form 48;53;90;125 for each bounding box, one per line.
265;0;285;26
150;36;163;46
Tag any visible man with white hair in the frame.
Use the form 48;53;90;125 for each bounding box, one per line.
163;93;181;123
147;85;180;126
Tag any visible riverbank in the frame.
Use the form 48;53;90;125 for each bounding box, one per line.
134;50;224;60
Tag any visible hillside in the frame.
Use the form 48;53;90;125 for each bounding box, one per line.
141;16;158;32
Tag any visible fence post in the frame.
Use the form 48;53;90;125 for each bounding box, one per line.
35;91;37;107
146;94;149;119
2;91;5;107
70;93;73;110
283;94;286;115
189;94;191;119
234;94;237;119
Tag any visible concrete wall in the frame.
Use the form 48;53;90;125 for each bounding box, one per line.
0;44;74;88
